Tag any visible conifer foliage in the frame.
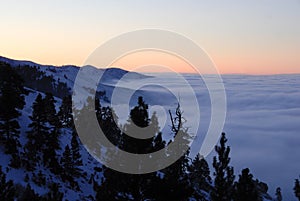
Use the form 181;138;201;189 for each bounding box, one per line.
189;154;212;200
275;187;282;201
234;168;260;201
60;132;83;185
0;166;15;201
19;184;40;201
294;178;300;201
70;131;83;177
0;62;26;164
24;93;60;171
58;95;73;128
60;145;73;181
211;133;235;201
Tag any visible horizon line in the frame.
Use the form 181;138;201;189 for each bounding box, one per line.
1;55;299;76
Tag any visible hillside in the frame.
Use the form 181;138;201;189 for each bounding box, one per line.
0;57;279;201
0;56;150;99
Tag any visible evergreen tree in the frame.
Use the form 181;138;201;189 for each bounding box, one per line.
24;93;61;170
94;98;125;201
130;96;149;128
150;113;166;173
9;152;22;168
24;93;48;170
43;128;60;173
97;103;122;148
32;170;46;187
294;178;300;201
61;145;73;175
42;93;60;171
126;98;168;201
60;144;78;188
58;95;73;128
43;183;64;201
97;97;166;201
157;103;193;201
43;93;59;128
0;166;15;201
254;180;269;200
234;168;259;201
19;184;40;201
95;97;102;120
122;96;152;154
0;62;26;157
275;187;282;201
74;96;102;155
71;131;83;177
189;154;211;200
211;133;235;201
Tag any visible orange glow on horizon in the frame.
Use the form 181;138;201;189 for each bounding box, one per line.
110;51;199;74
2;43;299;75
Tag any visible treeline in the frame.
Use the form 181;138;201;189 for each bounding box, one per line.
15;64;70;98
0;62;93;200
92;98;271;201
0;61;300;200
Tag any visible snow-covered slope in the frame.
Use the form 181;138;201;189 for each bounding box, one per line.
0;89;103;200
0;56;154;199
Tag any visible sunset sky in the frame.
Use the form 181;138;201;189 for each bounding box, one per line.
1;0;300;74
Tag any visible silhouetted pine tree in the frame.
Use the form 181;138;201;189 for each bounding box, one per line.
94;98;125;201
42;93;61;170
159;154;192;201
97;99;122;147
43;93;61;170
125;98;168;201
95;97;102;119
0;166;15;201
96;167;126;201
211;132;235;201
122;96;152;153
60;145;72;178
189;154;211;200
58;95;73;128
74;96;102;156
60;144;80;189
71;131;83;177
43;183;64;201
151;113;166;165
32;170;46;187
294;178;300;201
234;168;260;201
158;103;192;201
254;180;269;200
275;187;282;201
19;184;40;201
24;93;61;171
130;96;149;127
24;93;48;170
97;97;167;201
43;128;61;174
43;93;59;127
0;62;26;166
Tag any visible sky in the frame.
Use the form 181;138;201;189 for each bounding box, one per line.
0;0;300;74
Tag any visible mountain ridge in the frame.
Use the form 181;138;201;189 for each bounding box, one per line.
0;55;149;81
0;55;150;99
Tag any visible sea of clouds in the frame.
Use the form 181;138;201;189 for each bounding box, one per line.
103;73;300;200
217;74;300;200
